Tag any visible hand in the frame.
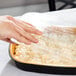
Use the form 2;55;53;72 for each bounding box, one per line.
0;16;42;44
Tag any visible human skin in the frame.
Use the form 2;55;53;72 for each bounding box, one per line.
0;16;42;44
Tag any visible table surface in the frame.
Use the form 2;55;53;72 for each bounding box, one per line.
0;8;76;76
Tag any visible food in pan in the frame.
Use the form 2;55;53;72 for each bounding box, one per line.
14;26;76;66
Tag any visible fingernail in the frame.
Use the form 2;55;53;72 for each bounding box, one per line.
34;39;39;43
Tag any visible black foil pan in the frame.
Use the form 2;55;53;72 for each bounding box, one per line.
9;44;76;75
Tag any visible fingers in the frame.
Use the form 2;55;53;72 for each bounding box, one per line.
9;31;31;45
11;18;42;35
4;16;42;44
15;26;38;43
19;20;43;35
7;19;38;44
